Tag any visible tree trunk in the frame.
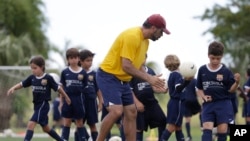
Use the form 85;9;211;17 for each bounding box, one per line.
0;87;13;132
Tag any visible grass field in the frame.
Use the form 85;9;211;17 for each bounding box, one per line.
1;109;247;141
1;94;246;141
0;114;206;141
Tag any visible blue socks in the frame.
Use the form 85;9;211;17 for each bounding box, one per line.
185;122;191;139
24;130;34;141
175;130;185;141
91;131;98;141
160;129;172;141
136;131;143;141
61;126;70;141
202;129;212;141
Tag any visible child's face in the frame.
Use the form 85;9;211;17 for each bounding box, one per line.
67;56;79;66
81;57;93;70
30;63;43;76
208;55;222;66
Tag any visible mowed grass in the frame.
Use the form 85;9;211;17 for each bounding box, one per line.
0;114;202;141
2;95;246;141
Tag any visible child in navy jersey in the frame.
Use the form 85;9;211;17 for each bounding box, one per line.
243;68;250;125
60;48;88;141
183;78;201;141
7;55;71;141
160;54;192;141
78;49;103;141
196;41;240;141
130;57;166;141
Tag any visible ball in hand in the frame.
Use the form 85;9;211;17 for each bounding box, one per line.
179;61;197;78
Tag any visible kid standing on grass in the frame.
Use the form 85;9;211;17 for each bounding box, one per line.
196;41;240;141
7;55;71;141
130;57;166;141
183;78;201;141
60;48;88;141
78;49;103;141
160;54;192;141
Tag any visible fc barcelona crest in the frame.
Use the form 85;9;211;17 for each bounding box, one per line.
78;74;84;80
216;74;223;81
41;79;47;85
88;75;94;81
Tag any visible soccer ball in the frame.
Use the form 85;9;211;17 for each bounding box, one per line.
109;136;122;141
49;73;60;84
179;61;197;78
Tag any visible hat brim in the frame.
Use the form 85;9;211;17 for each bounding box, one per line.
163;28;170;34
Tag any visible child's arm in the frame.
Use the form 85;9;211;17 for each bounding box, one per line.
97;89;103;112
7;83;22;96
197;89;212;102
229;73;240;93
58;86;71;105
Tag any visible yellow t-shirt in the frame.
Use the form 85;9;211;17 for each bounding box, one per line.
100;27;149;82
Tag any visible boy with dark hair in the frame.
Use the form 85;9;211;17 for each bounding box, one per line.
130;56;166;141
196;41;240;141
79;49;103;141
60;48;88;141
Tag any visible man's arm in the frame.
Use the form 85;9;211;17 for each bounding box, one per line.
122;58;165;90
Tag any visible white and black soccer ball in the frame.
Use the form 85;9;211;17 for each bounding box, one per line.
109;136;122;141
179;61;197;78
49;73;60;84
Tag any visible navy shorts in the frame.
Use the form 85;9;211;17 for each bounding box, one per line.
137;103;166;131
61;94;85;119
30;101;50;127
96;68;134;107
184;100;201;117
85;98;98;125
166;99;184;127
201;99;234;125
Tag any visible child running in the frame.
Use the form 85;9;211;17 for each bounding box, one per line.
7;55;71;141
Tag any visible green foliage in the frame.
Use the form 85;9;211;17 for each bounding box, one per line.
197;0;250;81
0;0;52;131
0;0;50;63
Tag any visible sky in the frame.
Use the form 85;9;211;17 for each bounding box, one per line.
42;0;227;77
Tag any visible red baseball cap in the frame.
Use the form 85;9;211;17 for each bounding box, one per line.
147;14;170;34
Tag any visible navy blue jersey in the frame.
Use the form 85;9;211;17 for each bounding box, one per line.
22;73;59;103
244;77;250;97
196;64;235;101
85;70;99;99
184;78;197;101
130;66;157;106
60;67;88;97
168;71;185;99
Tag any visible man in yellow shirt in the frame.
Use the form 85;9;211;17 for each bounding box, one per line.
96;14;170;141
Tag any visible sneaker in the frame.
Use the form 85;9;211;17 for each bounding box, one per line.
185;137;192;141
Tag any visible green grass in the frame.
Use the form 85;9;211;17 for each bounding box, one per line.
3;95;246;141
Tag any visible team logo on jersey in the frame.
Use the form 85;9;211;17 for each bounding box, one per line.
41;79;47;85
216;74;223;81
88;75;94;81
78;74;84;80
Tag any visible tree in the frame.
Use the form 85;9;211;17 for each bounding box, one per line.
0;0;51;131
197;0;250;80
